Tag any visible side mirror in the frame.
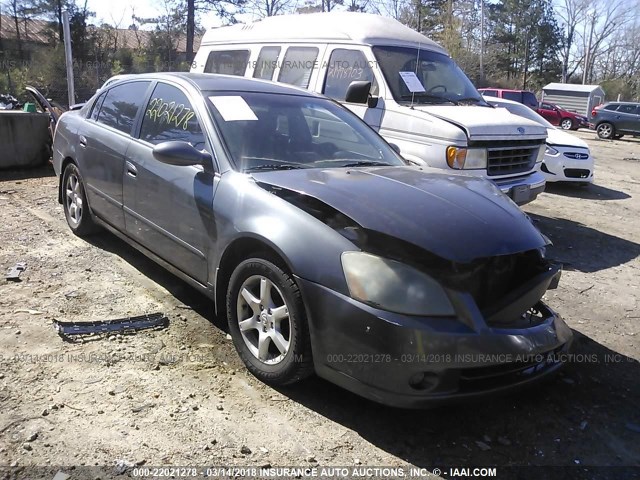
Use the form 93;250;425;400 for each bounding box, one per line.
389;143;401;155
152;141;210;167
345;81;372;105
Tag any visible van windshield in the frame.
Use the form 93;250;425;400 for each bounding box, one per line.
372;46;486;106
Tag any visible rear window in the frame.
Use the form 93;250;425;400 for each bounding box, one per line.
522;92;538;107
603;104;619;111
502;91;523;102
205;50;250;76
253;46;281;80
481;90;498;97
95;81;150;134
278;47;319;88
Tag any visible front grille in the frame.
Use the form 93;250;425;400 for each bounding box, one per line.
458;345;566;392
486;144;539;176
564;168;590;178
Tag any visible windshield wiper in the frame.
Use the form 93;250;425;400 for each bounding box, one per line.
457;97;486;105
244;163;306;172
400;93;458;105
339;160;393;167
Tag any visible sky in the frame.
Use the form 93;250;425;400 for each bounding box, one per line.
85;0;251;30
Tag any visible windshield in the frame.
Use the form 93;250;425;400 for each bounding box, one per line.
206;92;405;172
372;46;486;106
485;99;554;128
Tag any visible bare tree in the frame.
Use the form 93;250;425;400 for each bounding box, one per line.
555;0;588;82
579;0;637;83
249;0;297;18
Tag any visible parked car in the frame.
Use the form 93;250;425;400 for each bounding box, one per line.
591;102;640;139
485;96;594;184
53;73;572;408
191;12;548;206
477;88;538;109
537;101;589;130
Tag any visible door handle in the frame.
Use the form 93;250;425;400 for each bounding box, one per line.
79;135;87;148
125;161;137;178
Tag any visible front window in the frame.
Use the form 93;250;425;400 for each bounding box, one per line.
206;92;404;172
139;83;206;150
205;50;250;76
372;46;485;106
323;49;378;101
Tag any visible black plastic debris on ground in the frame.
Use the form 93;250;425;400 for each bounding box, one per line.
53;313;169;342
5;262;26;281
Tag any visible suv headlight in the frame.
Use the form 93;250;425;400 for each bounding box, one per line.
341;252;455;316
446;147;487;169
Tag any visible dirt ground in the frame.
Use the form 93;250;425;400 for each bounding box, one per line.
0;130;639;480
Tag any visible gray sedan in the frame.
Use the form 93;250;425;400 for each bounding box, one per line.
52;73;572;407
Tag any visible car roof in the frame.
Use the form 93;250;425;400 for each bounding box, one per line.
113;72;320;97
200;12;446;53
605;101;640;106
478;88;530;93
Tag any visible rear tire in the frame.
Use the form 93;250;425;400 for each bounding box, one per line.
62;163;100;236
596;122;614;139
226;256;313;386
560;118;574;130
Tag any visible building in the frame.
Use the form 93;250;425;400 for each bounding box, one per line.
541;83;606;120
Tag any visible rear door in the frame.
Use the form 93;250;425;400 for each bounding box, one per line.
123;82;216;284
80;81;152;230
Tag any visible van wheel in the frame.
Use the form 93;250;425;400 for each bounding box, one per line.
596;122;614;139
62;163;100;236
226;256;313;386
560;118;574;130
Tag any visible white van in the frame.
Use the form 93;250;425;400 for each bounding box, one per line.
192;12;547;204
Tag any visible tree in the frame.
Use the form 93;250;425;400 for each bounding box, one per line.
248;0;296;17
555;0;588;82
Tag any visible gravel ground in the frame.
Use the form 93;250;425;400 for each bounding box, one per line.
0;130;638;480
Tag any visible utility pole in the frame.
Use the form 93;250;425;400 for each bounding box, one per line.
582;11;595;85
479;0;484;84
62;11;75;107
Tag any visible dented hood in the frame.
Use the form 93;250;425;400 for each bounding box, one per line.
252;166;548;263
414;105;548;141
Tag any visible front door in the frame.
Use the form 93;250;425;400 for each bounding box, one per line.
615;104;640;133
122;82;217;284
318;47;384;130
538;103;560;125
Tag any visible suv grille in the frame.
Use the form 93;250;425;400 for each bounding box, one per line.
487;144;540;176
469;140;542;177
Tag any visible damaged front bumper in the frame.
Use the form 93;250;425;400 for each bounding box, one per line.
298;268;572;408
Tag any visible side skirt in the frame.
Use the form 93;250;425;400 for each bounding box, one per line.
92;215;215;301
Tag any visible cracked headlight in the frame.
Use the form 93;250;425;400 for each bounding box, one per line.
341;252;455;316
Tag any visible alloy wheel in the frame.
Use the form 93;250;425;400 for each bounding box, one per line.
236;275;291;365
65;172;83;225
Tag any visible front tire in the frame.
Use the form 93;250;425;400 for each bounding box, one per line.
597;122;615;139
227;256;313;386
560;118;574;130
62;163;99;236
